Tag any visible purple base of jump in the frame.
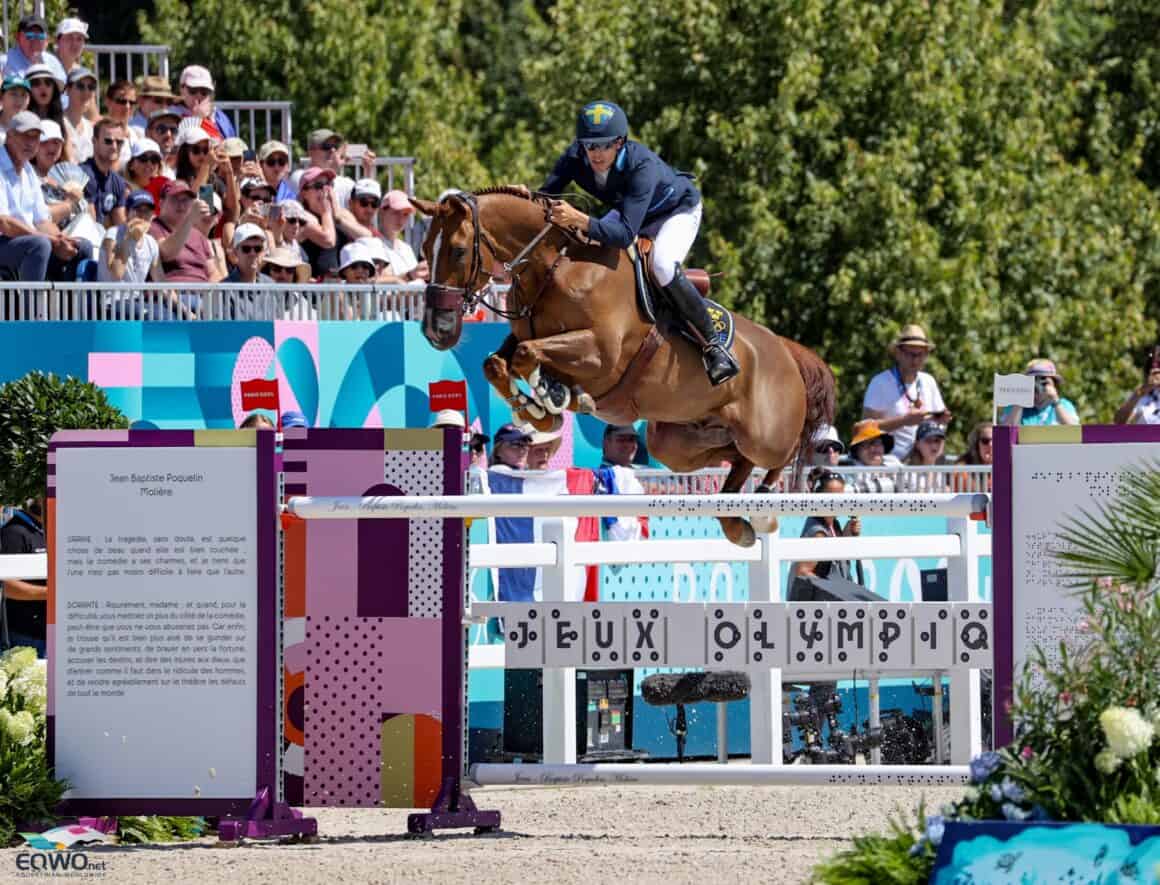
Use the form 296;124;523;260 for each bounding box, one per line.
217;786;318;842
406;776;501;836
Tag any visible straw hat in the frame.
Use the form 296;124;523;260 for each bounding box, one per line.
849;419;894;453
889;324;934;355
520;423;564;453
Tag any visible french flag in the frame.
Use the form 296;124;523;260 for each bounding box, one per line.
487;468;600;602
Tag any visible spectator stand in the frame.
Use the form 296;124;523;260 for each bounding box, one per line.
218;100;293;160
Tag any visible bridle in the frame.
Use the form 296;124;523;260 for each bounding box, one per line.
423;192;568;322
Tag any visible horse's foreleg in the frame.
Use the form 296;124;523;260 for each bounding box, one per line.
718;455;757;547
511;330;605;420
484;334;559;427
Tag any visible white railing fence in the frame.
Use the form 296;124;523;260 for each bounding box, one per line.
217;101;293;155
86;44;171;85
633;464;992;495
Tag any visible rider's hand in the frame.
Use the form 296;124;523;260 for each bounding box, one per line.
546;200;588;232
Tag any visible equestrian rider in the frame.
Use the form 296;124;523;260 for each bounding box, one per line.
535;100;740;386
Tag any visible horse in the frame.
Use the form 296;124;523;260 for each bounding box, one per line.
412;188;835;546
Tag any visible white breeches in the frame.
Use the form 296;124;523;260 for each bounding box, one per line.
604;201;703;286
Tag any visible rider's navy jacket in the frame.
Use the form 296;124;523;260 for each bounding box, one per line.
539;140;700;249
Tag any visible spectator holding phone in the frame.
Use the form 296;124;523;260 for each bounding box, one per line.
177;66;235;140
1001;358;1079;426
1115;346;1160;425
862;323;951;461
150;179;217;291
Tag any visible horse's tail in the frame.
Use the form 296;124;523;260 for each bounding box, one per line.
782;339;836;489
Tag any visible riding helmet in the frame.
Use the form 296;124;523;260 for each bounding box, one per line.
576;100;628;144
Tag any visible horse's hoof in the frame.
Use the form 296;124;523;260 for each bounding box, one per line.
724;519;756;548
573;387;596;415
750;516;779;535
537;378;570;415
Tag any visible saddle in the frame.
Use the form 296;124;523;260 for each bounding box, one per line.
631;238;735;351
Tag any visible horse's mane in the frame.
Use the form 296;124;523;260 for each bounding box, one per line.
474;186;553;206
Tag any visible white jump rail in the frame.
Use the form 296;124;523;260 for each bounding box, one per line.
287;493;991;775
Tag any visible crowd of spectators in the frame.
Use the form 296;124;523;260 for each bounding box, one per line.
0;12;428;310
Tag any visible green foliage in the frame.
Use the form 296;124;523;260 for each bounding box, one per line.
811;803;931;884
117;815;207;843
0;372;129;505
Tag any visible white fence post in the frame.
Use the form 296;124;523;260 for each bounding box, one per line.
947;515;984;763
539;518;577;764
745;530;784;765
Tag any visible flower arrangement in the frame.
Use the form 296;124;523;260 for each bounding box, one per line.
814;468;1160;883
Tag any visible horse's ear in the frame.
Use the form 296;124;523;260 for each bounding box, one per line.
410;198;444;217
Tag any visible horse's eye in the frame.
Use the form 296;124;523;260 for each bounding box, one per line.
450;246;467;261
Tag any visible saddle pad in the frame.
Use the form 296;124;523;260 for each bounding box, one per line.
629;243;735;352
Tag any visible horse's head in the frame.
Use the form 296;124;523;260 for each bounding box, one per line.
412;193;491;350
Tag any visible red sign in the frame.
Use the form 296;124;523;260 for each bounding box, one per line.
240;379;280;416
429;380;468;416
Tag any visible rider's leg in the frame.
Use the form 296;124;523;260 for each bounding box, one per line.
650;204;740;386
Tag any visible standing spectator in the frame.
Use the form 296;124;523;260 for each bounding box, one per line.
847;419;898;493
1001;358;1079;426
954;422;993;493
595;424;647;540
0;75;31;138
83;118;129;227
863;323;951;461
177;65;236;139
490;424;532;470
102;80;139;165
0;112;89;281
99;190;161;283
600;424;641;468
145;108;180;179
150;179;216;292
53;18;89;79
1115;346;1160;425
302;129;356;207
129;75;176;136
258;140;295;201
62;68;97;162
377;189;428;280
902;421;949;491
1;498;47;656
1;15;66;86
791;469;861;589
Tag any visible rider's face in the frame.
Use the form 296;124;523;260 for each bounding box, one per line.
584;140;619;174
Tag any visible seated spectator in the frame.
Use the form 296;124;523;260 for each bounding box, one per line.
791;468;861;589
262;244;309;284
258;140;295;201
62;67;97;162
145;107;180;179
270;198;310;262
220;137;248;175
903;420;949;491
377;190;428;281
1000;358;1079;426
350;178;381;228
431;409;467;431
847;419;898;493
359;235;403;285
1;15;66;86
150;179;216;292
83;117;129;227
25;63;66;150
125;137;163;193
595;424;647;540
812;424;844;468
338;239;375;282
1115;346;1160;425
954;421;993;493
197;191;228;281
102;80;138;161
175;123;238;227
600;423;642;468
99;190;161;284
299;129;359;207
177;65;235;139
490;423;532;470
0;112;90;281
237;175;274;227
240;412;274;430
34;121;84;229
0;75;31;138
53;18;88;79
862;323;951;461
129;75;176;136
298;167;341;278
1;497;48;656
226;223;269;283
526;427;563;470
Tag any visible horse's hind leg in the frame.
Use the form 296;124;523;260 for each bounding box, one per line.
718;454;758;547
750;468;784;535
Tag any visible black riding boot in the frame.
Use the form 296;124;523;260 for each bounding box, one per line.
661;267;740;386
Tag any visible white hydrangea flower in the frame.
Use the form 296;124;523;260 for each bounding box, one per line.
1100;707;1155;759
1095;748;1122;775
0;708;35;745
0;647;36;678
10;670;45;714
0;668;8;700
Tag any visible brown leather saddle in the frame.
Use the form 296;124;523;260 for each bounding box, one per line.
632;238;732;349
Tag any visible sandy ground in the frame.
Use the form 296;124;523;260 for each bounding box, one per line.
0;783;962;884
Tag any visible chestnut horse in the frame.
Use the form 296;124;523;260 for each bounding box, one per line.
413;188;834;546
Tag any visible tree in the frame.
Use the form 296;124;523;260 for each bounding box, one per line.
0;372;129;505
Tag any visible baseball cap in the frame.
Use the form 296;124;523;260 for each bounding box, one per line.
55;17;89;38
915;421;947;443
38;119;63;142
7;111;42;134
281;410;308;429
2;75;30;94
381;190;414;213
276;199;309;222
176;124;212;147
18;14;47;33
338;241;376;273
232;223;266;249
299;166;336;188
352;178;382;201
148;107;182;124
240;176;273;196
67;67;97;87
160;179;194;200
494;423;533;445
126;190;156;210
130;138;162;160
258;140;289;161
307;128;342;148
431;409;466;430
220;137;248;158
180;65;215;91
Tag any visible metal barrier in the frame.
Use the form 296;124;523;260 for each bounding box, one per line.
217;101;293;154
87;44;171;85
635;464;992;495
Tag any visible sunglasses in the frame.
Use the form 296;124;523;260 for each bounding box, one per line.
110;96;136;107
502;440;530;449
29;78;54;88
185;87;212;97
262;156;288;167
188;144;210;155
71;81;96;92
583;138;619;151
303;181;329;191
978;436;994;445
238;243;264;255
134;153;161;164
354;197;379;208
284;217;305;226
23;31;47;41
265;264;295;275
102;137;126;147
314;143;341;153
150;124;178;136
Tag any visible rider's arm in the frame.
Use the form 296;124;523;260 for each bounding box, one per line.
585;155;658;248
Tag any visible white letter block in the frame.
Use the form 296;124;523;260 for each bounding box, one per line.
666;603;708;667
584;605;626;667
830;604;872;669
788;603;830;668
706;604;748;668
953;603;993;668
912;603;955;669
626;605;666;666
499;604;544;668
544;603;586;668
746;604;788;667
870;604;912;669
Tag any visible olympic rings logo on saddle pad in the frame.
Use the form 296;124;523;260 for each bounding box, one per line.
704;300;735;351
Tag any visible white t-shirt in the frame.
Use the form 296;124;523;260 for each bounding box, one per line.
379;234;418;276
98;226;159;283
1130;390;1160;425
65;116;93;164
862;368;946;460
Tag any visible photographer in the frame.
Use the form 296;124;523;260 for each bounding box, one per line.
1115;345;1160;425
792;468;861;584
1000;358;1079;426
